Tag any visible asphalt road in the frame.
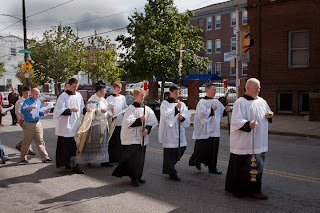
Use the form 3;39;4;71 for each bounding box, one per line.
0;114;319;213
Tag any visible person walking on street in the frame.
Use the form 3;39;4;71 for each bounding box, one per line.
112;88;158;187
106;82;128;163
225;78;273;200
8;86;19;125
189;83;230;174
20;88;52;163
159;85;191;181
53;78;85;174
15;86;35;155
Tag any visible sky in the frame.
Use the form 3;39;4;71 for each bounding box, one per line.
0;0;228;43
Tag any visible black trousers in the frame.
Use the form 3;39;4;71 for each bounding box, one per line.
10;106;17;124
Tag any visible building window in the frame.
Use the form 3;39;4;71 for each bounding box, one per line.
242;10;247;25
215;62;222;76
288;30;309;68
6;79;12;89
10;48;16;56
215;15;221;29
206;40;212;54
230;67;236;76
299;92;309;113
242;62;248;75
207;63;212;74
198;18;204;27
278;92;293;112
231;12;236;26
207;17;212;30
231;37;236;51
215;39;221;53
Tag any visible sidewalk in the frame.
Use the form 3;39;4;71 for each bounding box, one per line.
189;110;320;139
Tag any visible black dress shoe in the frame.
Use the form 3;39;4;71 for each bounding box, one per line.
196;163;201;171
251;193;268;200
101;162;113;167
42;158;53;163
131;179;139;187
15;145;21;151
21;160;29;164
169;174;181;182
72;167;84;174
209;169;222;174
138;179;146;184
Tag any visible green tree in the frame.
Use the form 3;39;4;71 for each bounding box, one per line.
29;25;85;95
117;0;209;101
0;62;6;78
81;32;122;83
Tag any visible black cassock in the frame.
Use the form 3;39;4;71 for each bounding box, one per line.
225;152;265;197
189;137;220;171
163;146;186;175
56;136;77;168
112;144;146;180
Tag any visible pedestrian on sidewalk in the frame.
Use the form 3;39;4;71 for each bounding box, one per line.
112;88;158;187
8;86;19;125
0;111;9;164
80;81;113;167
20;88;52;163
189;83;230;174
15;86;35;155
53;78;84;174
225;78;273;200
106;82;128;163
159;85;191;181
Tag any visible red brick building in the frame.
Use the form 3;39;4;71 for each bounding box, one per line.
247;0;320;114
190;0;247;85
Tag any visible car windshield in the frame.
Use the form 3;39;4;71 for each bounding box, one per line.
216;87;225;93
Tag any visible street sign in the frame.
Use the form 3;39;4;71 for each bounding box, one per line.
19;49;34;54
224;51;236;62
22;60;32;72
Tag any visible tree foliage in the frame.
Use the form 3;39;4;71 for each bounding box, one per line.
0;62;5;78
15;65;40;88
29;25;84;94
117;0;209;100
81;32;122;83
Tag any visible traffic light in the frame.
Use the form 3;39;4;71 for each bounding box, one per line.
241;32;254;54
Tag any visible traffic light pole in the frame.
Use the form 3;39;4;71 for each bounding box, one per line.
235;5;239;98
22;0;29;87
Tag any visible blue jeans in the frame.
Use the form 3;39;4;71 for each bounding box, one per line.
0;140;8;162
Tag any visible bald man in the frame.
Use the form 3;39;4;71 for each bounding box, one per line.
20;88;52;163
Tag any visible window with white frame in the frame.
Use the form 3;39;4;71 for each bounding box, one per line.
242;62;248;75
231;12;236;26
206;40;212;54
10;48;16;56
207;63;212;74
242;10;247;25
288;30;309;68
215;39;221;53
215;15;221;29
207;17;212;30
215;62;222;76
231;37;236;51
198;18;204;27
230;67;236;76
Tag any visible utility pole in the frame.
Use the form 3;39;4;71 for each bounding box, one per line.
22;0;29;86
235;5;239;98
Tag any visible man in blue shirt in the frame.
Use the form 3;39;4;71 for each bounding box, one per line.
20;88;52;163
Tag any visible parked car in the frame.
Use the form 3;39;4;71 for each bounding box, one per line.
1;92;10;107
105;87;114;98
78;90;95;104
124;95;160;121
38;93;57;112
78;84;93;90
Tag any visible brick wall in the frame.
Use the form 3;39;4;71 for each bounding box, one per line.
247;0;320;114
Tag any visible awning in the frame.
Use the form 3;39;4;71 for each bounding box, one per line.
181;74;221;81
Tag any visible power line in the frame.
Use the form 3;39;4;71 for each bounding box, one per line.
79;27;127;39
0;20;21;33
27;0;76;18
